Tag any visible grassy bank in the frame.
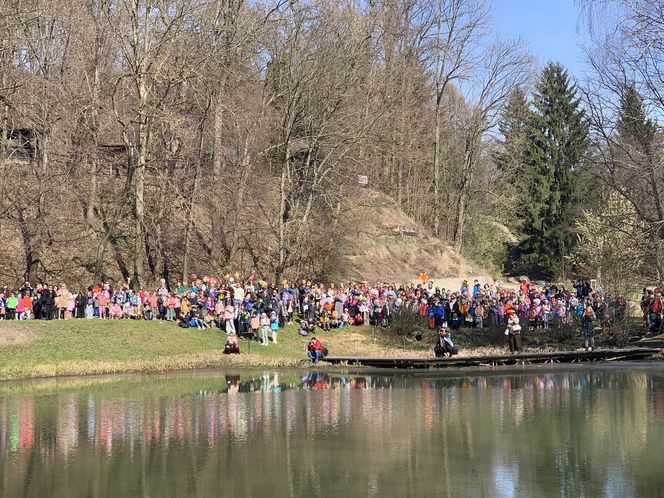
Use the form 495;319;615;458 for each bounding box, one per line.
0;319;436;381
0;319;650;382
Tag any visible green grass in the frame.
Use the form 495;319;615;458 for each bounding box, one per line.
0;319;425;381
0;320;229;380
0;317;651;382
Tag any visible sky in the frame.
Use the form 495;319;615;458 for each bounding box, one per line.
493;0;589;80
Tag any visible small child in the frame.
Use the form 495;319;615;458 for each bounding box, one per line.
270;311;278;344
15;295;24;320
122;300;131;318
250;312;260;341
329;310;339;328
66;294;75;320
260;312;270;346
286;299;294;325
110;303;122;319
180;298;190;318
319;311;330;331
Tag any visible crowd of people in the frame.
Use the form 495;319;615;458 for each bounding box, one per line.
0;275;634;356
640;288;664;333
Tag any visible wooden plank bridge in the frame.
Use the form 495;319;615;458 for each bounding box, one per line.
324;347;662;369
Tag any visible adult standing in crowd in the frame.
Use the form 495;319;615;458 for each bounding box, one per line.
505;309;523;354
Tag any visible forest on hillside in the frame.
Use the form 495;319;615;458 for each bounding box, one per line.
0;0;662;291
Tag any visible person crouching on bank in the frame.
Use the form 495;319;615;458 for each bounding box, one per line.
307;337;326;363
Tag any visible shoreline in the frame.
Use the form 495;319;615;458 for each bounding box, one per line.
2;344;661;384
0;350;311;383
1;319;661;383
2;355;663;395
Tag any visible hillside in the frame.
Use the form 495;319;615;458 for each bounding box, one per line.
0;184;496;288
332;189;495;285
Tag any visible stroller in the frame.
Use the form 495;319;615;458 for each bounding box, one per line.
434;328;459;358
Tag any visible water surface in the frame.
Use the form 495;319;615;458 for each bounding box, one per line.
1;364;664;497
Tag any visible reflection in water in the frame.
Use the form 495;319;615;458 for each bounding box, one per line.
0;367;664;497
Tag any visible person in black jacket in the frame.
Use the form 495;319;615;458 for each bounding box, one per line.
32;287;42;320
75;291;87;319
42;285;55;320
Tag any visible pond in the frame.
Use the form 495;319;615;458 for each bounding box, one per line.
1;364;663;497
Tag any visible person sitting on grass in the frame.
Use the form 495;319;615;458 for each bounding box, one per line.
187;307;205;329
224;333;240;354
204;312;216;329
109;302;123;319
318;310;331;331
339;309;350;327
307;336;326;363
299;317;315;336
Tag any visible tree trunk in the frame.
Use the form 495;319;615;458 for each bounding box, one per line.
228;134;253;262
432;104;442;237
211;90;225;267
134;143;146;289
86;66;100;225
0;63;8;211
276;149;289;285
183;108;207;282
87;156;97;225
133;74;148;290
453;139;477;251
17;209;40;284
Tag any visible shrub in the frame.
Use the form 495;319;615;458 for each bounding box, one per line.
386;308;429;339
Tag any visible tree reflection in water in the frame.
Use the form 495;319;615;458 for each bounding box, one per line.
0;366;663;497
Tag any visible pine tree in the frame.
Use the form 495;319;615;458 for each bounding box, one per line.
497;86;530;174
521;63;589;275
495;86;530;221
617;85;656;150
613;84;663;274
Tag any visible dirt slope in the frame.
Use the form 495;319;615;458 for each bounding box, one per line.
332;189;495;285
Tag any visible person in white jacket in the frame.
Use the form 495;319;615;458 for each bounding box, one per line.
260;312;270;346
505;309;523;353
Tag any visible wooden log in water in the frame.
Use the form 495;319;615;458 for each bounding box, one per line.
324;348;662;369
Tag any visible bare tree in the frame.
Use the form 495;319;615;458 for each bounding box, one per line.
579;0;664;278
0;0;541;286
424;0;488;238
451;39;532;250
106;0;202;288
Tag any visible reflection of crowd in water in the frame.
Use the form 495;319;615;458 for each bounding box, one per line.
1;371;663;454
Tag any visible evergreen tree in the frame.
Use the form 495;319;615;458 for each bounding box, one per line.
521;63;589;274
496;86;530;174
495;86;531;221
617;85;656;149
613;84;663;274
